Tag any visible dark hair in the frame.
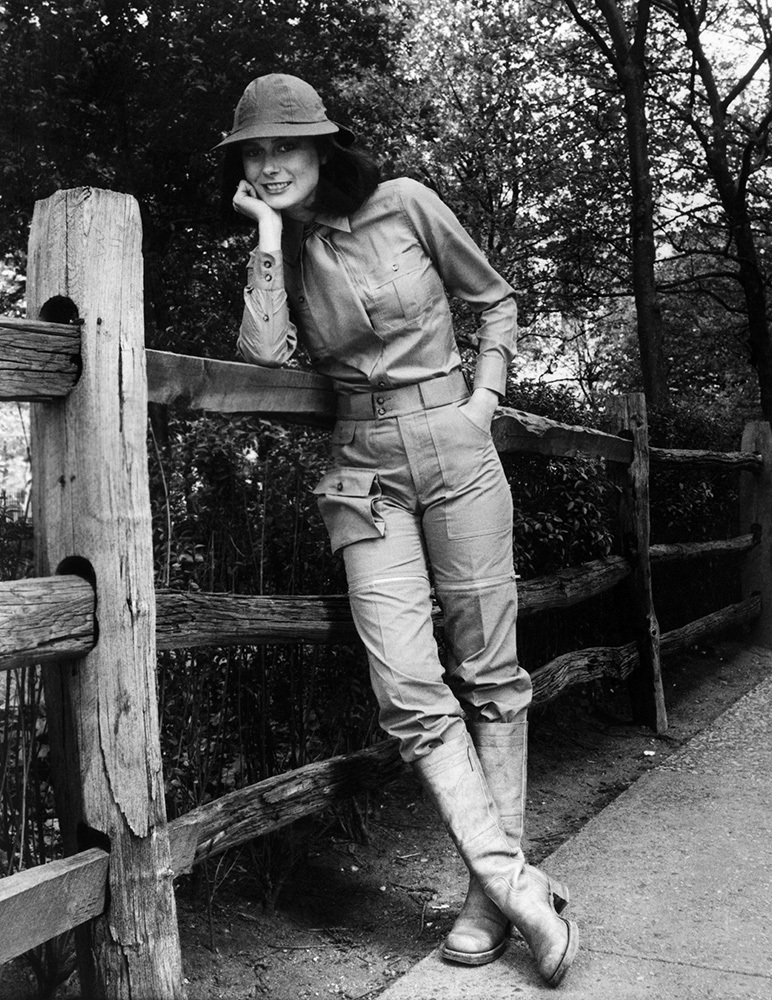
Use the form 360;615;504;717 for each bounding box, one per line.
219;136;380;226
314;136;381;216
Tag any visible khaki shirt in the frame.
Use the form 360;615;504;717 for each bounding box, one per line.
238;177;517;397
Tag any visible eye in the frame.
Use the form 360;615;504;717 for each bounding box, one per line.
278;141;297;153
242;144;263;159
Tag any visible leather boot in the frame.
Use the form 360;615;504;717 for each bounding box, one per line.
415;734;578;987
441;717;569;966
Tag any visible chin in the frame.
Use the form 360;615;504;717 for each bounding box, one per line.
266;194;305;213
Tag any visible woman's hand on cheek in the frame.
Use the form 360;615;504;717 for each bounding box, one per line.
233;181;279;225
233;181;283;251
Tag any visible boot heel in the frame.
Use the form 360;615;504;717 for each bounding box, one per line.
524;865;570;913
550;878;569;914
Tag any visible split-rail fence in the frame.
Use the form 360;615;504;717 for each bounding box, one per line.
1;188;770;997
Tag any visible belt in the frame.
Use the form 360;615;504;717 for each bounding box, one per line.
336;370;470;420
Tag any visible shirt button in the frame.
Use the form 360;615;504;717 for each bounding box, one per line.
246;285;254;293
264;260;272;268
336;482;343;491
262;315;269;322
376;396;385;404
377;407;386;416
299;295;305;303
377;381;386;387
391;263;399;271
265;274;272;282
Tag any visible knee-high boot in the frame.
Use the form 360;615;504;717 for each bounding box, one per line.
441;716;569;966
415;733;578;987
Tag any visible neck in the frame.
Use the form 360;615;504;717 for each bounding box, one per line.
284;202;317;224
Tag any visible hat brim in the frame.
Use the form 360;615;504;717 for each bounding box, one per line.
213;119;355;150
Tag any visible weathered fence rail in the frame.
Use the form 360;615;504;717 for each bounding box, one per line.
0;537;758;670
1;187;770;995
0;315;81;400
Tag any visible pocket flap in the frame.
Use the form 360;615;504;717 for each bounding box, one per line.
313;467;378;498
330;420;356;446
369;245;425;289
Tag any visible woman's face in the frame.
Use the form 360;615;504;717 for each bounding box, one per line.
241;136;321;221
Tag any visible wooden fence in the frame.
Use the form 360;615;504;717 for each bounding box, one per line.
1;187;770;997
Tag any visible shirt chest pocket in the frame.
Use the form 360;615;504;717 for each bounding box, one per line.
368;245;432;329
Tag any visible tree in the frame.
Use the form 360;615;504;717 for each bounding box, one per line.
560;0;669;408
653;0;772;423
370;0;638;368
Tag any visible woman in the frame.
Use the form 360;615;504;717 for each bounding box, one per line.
215;73;578;986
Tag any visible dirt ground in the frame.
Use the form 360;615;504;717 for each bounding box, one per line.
2;636;769;1000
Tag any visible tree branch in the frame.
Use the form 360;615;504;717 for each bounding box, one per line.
722;41;772;112
561;0;619;67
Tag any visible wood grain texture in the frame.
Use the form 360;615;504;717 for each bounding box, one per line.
492;407;633;462
650;534;757;564
608;394;667;732
0;575;94;670
168;741;406;875
153;559;633;649
28;187;184;997
530;595;760;706
518;557;630;616
740;422;772;647
0;849;108;964
0;317;81;400
146;349;336;425
651;445;763;471
658;595;761;655
1;539;752;669
155;590;362;648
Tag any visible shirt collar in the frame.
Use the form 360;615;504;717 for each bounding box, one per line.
314;208;351;234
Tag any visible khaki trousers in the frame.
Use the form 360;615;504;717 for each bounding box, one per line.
314;374;532;762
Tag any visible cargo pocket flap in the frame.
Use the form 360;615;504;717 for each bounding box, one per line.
313;468;379;498
313;468;385;553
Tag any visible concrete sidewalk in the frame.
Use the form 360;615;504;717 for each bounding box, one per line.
378;647;772;1000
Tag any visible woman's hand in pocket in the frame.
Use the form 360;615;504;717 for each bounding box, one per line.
458;386;498;434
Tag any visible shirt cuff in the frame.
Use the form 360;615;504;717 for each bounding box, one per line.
247;250;284;292
473;352;508;398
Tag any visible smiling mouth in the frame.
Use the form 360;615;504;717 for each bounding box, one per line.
263;182;291;194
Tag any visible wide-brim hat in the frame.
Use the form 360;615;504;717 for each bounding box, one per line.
213;73;355;149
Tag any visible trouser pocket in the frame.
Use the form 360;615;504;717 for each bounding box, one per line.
313;467;385;553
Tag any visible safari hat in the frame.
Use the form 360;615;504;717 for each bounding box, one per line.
214;73;355;148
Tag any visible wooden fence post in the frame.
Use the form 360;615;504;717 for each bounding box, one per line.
608;392;667;732
28;188;184;998
740;421;772;648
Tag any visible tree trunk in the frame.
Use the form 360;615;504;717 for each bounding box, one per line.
564;0;669;409
619;58;668;409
